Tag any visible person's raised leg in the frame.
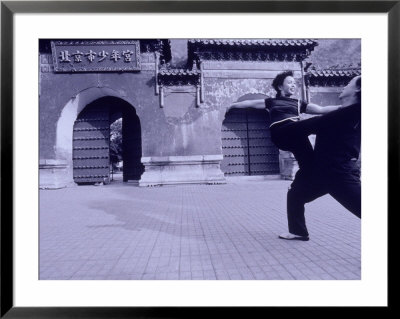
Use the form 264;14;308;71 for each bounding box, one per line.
271;124;314;172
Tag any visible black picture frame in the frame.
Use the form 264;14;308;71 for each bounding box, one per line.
1;1;395;317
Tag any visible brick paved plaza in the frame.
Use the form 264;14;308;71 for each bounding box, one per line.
39;177;361;280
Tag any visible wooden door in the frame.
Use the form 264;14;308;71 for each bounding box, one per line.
221;108;279;176
73;103;110;184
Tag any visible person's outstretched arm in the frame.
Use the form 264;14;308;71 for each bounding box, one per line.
306;103;342;115
292;103;360;136
228;99;266;111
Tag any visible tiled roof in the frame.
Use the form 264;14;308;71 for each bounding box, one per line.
158;66;200;86
308;68;361;78
159;68;200;76
307;67;361;86
188;39;318;47
187;39;318;63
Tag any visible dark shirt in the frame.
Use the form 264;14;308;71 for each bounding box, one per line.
313;103;361;177
265;97;308;126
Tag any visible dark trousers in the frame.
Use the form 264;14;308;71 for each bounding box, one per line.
287;169;361;237
270;106;358;171
271;121;314;171
281;105;361;236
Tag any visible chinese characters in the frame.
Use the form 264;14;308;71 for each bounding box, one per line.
59;49;135;63
52;41;141;72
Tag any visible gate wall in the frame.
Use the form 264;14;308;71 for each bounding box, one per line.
40;40;336;188
40;52;228;188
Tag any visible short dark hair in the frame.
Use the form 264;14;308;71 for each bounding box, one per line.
272;71;294;97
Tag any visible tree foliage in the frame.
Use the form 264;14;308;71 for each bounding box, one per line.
110;118;122;165
306;39;361;69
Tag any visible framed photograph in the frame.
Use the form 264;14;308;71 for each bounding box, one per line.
1;0;395;317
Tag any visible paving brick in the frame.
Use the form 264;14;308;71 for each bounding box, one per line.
215;270;230;280
179;271;192;280
40;180;361;280
203;270;217;280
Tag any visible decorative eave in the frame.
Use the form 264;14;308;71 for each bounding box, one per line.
156;63;202;108
307;66;361;86
157;63;201;86
189;39;317;47
187;39;318;64
159;68;200;77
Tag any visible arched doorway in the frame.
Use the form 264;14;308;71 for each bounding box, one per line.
72;96;144;185
221;94;280;176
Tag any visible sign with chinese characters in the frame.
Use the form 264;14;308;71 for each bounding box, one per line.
51;40;141;72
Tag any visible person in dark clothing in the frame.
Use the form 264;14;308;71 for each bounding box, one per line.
279;75;361;241
228;71;342;171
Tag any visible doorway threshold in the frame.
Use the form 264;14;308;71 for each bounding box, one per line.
225;175;281;183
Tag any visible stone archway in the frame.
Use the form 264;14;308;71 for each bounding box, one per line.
54;87;142;187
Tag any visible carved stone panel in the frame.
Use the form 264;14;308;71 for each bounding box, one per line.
51;40;141;72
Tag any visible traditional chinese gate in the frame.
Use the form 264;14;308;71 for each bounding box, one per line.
73;101;111;184
221;108;280;176
72;97;144;184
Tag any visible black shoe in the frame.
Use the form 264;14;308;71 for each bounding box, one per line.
278;232;309;241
